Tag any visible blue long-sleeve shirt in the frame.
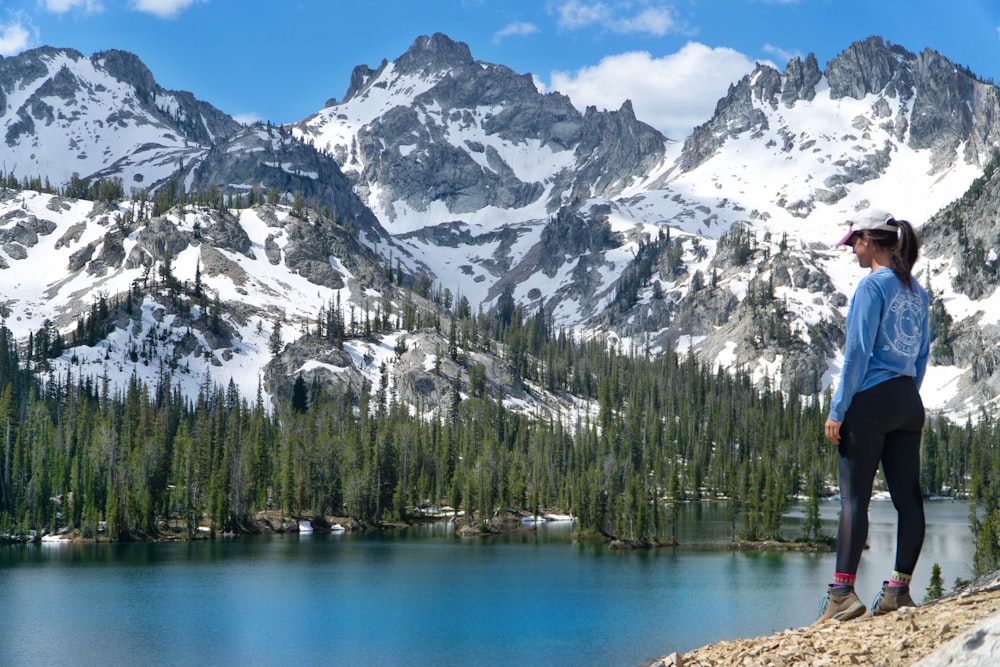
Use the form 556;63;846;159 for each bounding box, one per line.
829;267;930;422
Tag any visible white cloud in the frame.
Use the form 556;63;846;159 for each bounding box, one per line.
613;7;675;36
44;0;104;14
553;0;611;30
130;0;201;19
493;21;539;45
232;112;263;126
762;43;801;66
0;20;32;56
550;1;676;37
548;42;757;140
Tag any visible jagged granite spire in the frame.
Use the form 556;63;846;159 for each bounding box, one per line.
780;53;822;106
395;33;474;74
825;35;915;100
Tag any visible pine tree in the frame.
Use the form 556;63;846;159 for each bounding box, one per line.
269;318;283;355
291;375;309;414
924;563;945;602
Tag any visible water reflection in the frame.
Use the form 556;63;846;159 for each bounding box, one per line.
0;500;976;667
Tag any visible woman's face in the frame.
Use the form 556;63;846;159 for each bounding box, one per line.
848;232;874;268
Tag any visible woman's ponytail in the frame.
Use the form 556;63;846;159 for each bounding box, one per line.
890;219;919;289
869;218;919;289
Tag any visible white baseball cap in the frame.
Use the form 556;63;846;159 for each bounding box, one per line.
836;209;898;245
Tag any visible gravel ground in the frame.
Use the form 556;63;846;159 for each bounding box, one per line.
653;572;1000;667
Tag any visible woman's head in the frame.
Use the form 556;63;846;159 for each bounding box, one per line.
836;209;920;288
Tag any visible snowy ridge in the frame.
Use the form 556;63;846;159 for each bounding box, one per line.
1;191;353;407
4;35;1000;422
2;47;241;194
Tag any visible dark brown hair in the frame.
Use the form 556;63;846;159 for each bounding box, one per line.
864;218;919;289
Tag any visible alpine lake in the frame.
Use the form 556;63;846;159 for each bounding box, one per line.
0;500;974;667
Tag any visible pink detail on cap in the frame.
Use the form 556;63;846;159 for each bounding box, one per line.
836;223;856;246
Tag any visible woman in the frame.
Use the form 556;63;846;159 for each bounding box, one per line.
814;208;930;624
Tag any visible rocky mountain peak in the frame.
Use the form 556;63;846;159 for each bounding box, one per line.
396;32;474;75
91;48;158;100
1;46;244;189
0;47;74;115
296;30;667;239
678;35;1000;174
335;34;473;106
678;63;779;171
335;60;389;105
825;35;915;100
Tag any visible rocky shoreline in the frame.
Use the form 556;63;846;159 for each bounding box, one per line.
654;570;1000;666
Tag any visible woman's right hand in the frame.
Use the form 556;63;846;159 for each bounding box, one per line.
825;418;842;445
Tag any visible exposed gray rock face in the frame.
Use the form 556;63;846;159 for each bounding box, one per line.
909;47;1000;167
916;165;1000;413
265;324;528;415
554;100;666;207
2;242;26;260
358;108;546;215
87;230;125;277
134;217;191;263
825;36;915;101
913;611;1000;667
196;210;253;258
92;49;239;147
780;53;822;106
280;209;389;291
186;125;391;247
198;245;248;285
0;211;57;247
68;241;96;272
922;165;1000;302
486;206;619;317
264;235;281;265
391;329;526;410
265;337;352;403
828;37;999;168
680;63;782;171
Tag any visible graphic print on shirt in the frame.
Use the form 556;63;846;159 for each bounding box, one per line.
885;291;924;357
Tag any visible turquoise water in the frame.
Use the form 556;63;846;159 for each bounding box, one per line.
0;501;974;667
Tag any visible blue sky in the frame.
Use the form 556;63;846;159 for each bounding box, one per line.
3;1;1000;139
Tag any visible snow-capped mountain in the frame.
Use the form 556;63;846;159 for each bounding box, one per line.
1;47;239;189
1;47;396;249
594;36;999;414
292;34;1000;417
291;33;668;311
3;34;1000;419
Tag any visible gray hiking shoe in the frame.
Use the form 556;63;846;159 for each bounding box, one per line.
813;584;866;625
870;581;916;616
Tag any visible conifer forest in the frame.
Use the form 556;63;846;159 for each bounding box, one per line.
2;191;1000;577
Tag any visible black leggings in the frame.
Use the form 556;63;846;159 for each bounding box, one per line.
836;375;926;578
